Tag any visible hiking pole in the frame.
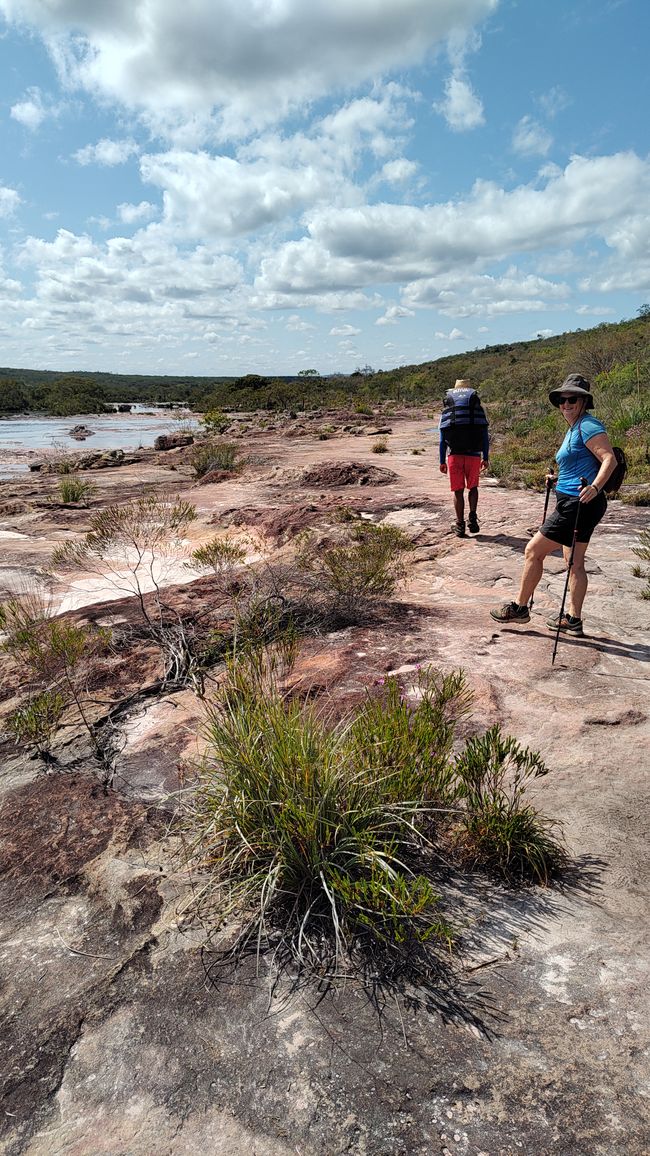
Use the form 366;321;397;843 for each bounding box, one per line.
529;468;555;612
551;477;586;666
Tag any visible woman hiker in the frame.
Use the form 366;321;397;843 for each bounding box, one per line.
490;373;616;636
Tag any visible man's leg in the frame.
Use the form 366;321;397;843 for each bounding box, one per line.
468;486;478;515
453;489;465;523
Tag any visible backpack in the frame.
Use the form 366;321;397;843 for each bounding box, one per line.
573;418;627;495
439;387;488;454
602;446;627;494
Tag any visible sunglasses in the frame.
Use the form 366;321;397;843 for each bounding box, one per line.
558;396;581;405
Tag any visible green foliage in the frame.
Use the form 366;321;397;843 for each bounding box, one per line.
189;659;565;973
453;726;567;883
7;691;67;756
189;440;240;478
57;477;96;505
296;523;413;616
191;537;247;572
0;379;28;413
202;408;230;435
631;528;650;599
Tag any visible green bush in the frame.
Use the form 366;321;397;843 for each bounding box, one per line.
296;523;413;616
453;726;567;883
7;691;66;757
371;438;388;453
189;440;239;478
57;477;96;505
188;660;566;974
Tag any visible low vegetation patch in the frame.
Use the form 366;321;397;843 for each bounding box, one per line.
56;476;96;505
189;440;240;478
295;523;413;619
187;655;567;979
631;527;650;599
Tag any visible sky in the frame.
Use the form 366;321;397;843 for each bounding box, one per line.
1;0;649;379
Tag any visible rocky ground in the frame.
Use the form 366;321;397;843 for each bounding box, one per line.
0;415;649;1155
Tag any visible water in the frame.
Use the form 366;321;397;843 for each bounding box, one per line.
0;406;195;477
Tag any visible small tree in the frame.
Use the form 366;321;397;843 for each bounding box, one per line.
50;496;198;682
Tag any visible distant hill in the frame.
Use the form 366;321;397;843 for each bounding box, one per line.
1;312;649;486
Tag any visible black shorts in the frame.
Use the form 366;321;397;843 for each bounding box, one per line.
541;491;607;547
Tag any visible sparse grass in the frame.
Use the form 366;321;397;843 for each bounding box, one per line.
371;438;389;453
631;528;650;599
6;690;66;758
189;440;240;478
453;726;567;884
295;523;413;618
621;488;650;506
187;658;567;977
57;476;96;505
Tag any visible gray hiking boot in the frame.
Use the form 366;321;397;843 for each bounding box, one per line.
490;601;530;624
546;612;584;636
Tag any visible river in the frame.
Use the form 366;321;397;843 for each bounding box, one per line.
0;406;195;477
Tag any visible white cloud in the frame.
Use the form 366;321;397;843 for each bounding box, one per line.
512;115;553;157
380;158;418;183
74;138;139;166
117;201;157;224
376;304;414;325
329;324;361;336
10;86;51;130
0;186;21;216
256;152;650;297
435;327;465;339
436;74;484;132
0;0;498;139
285;315;315;332
537;86;569;119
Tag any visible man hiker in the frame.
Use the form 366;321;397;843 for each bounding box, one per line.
439;379;490;536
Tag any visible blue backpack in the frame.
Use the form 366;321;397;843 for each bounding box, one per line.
439;387;488;454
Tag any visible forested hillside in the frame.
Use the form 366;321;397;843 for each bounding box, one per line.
2;310;649;484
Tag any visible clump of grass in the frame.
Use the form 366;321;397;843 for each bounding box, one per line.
57;476;95;505
7;690;67;759
621;489;650;506
631;528;650;599
295;523;413;618
187;659;567;977
371;438;389;453
452;726;567;883
189;440;240;478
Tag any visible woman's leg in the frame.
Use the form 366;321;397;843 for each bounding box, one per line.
516;532;560;606
563;540;589;618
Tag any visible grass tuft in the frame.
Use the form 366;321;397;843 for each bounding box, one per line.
187;658;566;977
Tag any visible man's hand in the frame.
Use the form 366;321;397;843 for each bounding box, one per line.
480;459;489;472
439;463;447;474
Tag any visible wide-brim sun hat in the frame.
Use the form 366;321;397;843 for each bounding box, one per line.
549;373;594;409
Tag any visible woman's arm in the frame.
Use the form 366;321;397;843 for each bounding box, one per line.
582;432;617;500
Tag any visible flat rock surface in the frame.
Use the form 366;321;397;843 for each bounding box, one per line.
0;416;649;1155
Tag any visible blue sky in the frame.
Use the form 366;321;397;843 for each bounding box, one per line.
1;0;649;378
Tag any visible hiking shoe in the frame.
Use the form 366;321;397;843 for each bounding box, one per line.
546;613;584;636
452;521;466;537
468;514;480;534
490;601;530;624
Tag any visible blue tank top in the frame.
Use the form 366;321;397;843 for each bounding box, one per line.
555;414;606;497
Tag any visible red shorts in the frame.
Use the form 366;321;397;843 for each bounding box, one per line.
447;454;481;491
